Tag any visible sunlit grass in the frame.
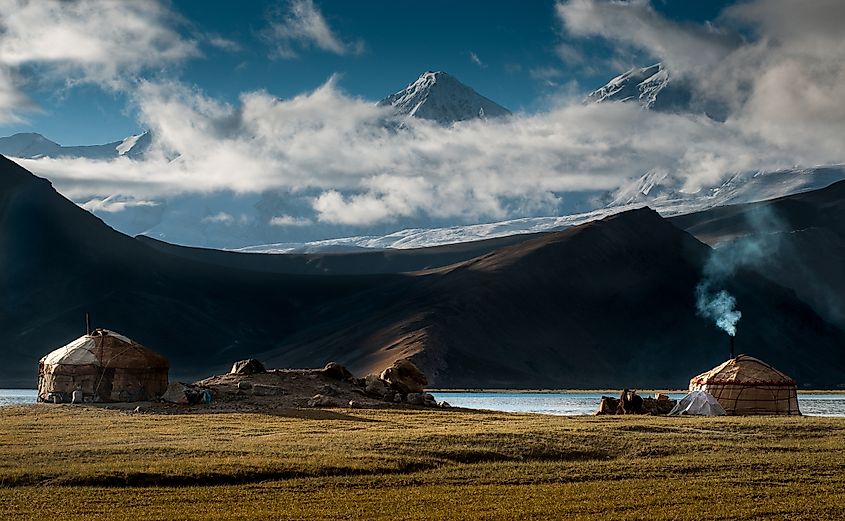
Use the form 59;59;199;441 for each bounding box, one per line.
1;405;844;519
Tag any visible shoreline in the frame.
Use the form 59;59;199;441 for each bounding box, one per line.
6;388;845;394
429;389;845;394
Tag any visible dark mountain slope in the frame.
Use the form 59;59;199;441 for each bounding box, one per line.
670;180;845;329
259;209;845;389
3;156;845;389
0;155;413;386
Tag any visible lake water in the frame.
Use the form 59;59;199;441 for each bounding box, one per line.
2;389;844;416
430;392;845;417
0;389;37;406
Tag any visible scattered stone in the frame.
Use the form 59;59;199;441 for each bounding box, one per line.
161;382;190;405
307;394;337;408
406;393;425;406
230;359;266;375
423;393;437;406
252;384;285;397
320;362;353;381
133;406;143;414
438;401;451;408
394;393;403;403
184;388;212;405
236;381;252;390
380;359;427;394
595;396;677;416
348;400;360;408
320;384;340;396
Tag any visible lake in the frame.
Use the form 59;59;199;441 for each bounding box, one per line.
430;392;845;417
3;389;845;416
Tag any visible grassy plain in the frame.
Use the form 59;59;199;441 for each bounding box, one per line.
1;405;844;520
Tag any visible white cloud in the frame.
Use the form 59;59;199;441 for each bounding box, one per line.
555;0;845;159
202;212;235;224
270;214;312;226
0;0;198;121
555;43;584;65
556;0;740;78
264;0;363;59
15;75;823;227
80;196;159;214
469;51;486;68
206;35;242;53
0;66;35;124
529;67;565;87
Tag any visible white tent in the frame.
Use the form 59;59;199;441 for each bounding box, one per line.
668;390;727;416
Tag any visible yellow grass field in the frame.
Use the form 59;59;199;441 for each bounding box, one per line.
1;404;844;520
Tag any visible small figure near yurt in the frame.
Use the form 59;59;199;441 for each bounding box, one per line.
689;355;800;415
38;329;169;403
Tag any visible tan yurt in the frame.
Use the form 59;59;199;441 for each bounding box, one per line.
689;355;800;415
38;329;169;403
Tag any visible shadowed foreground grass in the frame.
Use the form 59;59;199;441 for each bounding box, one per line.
1;405;844;520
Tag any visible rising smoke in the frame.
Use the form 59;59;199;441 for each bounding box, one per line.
694;206;787;336
696;283;741;336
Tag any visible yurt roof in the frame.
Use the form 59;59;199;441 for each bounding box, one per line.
40;329;169;369
691;354;795;386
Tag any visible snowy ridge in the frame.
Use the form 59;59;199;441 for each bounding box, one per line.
586;62;729;119
378;71;511;124
238;165;845;253
0;131;151;160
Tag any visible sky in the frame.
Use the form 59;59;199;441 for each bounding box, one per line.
1;0;733;145
1;0;844;245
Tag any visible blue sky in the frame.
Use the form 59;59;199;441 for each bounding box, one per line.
1;0;734;145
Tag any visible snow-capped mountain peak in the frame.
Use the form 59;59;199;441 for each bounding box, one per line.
586;62;730;120
378;71;511;124
586;63;670;109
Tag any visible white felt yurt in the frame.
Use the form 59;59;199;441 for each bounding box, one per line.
689;355;800;416
38;329;169;403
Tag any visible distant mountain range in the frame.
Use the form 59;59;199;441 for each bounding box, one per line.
0;70;507;163
2;67;843;252
3;156;845;389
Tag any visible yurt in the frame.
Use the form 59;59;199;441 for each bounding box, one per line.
689;355;800;415
38;329;169;403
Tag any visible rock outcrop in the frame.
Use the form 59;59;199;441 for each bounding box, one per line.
230;359;266;375
320;362;353;381
380;359;428;394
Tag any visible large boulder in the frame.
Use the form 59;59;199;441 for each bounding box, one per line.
380;359;428;394
161;382;189;404
363;374;390;397
320;362;353;381
230;359;266;375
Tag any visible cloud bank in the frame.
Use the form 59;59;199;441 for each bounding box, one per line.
5;0;845;230
0;0;197;122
